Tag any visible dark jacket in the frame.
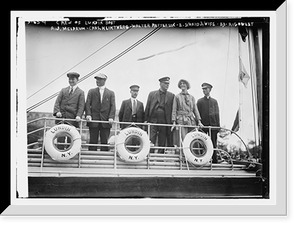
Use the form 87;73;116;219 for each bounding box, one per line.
196;96;220;127
118;98;145;129
144;89;174;124
53;86;85;127
85;87;116;128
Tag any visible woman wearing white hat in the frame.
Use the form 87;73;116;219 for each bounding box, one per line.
171;79;203;143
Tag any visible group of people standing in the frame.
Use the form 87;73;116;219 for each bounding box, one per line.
53;72;220;163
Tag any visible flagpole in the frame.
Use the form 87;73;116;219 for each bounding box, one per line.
238;33;243;141
248;28;258;146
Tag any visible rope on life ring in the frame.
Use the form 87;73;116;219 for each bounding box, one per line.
44;124;82;161
182;130;213;165
116;127;150;163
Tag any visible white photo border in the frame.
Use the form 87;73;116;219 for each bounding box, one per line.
6;5;286;216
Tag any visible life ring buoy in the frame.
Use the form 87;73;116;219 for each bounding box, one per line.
182;130;213;165
116;127;150;163
44;124;81;161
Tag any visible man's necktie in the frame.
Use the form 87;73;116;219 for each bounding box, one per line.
99;88;102;103
69;87;73;96
132;99;137;115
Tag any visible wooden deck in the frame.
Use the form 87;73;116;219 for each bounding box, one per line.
28;148;258;174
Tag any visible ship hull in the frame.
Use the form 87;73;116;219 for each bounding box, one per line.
28;176;264;198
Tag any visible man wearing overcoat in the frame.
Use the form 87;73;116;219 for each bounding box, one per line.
196;82;220;163
85;73;116;151
144;76;175;153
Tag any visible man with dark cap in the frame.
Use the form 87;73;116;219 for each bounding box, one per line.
53;72;85;127
144;76;175;153
119;85;145;129
85;73;116;151
53;72;85;149
118;85;145;152
196;82;220;163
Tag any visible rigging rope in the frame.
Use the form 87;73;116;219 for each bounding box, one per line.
221;27;231;122
27;26;162;112
27;27;132;100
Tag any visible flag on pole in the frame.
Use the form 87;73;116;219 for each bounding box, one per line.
238;27;248;42
238;57;250;88
231;109;240;132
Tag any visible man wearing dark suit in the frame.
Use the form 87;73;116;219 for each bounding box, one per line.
144;76;175;153
53;72;85;127
53;72;85;149
197;82;220;163
85;73;116;151
119;85;145;129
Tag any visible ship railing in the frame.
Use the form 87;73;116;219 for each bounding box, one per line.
27;117;252;171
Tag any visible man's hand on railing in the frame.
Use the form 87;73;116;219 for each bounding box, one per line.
171;122;177;132
108;118;114;124
198;120;204;128
75;116;81;122
56;112;62;118
86;115;92;121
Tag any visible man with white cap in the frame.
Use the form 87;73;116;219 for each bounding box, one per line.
85;73;116;151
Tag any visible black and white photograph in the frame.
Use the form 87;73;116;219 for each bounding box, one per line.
6;7;288;217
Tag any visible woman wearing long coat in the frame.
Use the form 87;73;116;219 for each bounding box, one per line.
171;79;203;145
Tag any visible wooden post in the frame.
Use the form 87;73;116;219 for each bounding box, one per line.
114;121;117;171
78;119;83;168
40;117;47;168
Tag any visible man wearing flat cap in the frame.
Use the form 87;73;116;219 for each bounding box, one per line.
85;73;116;151
197;82;220;163
119;85;145;130
53;72;85;127
53;72;85;149
144;76;175;153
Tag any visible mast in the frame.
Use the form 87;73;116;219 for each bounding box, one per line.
248;28;258;146
238;26;261;146
246;26;263;146
252;27;263;146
